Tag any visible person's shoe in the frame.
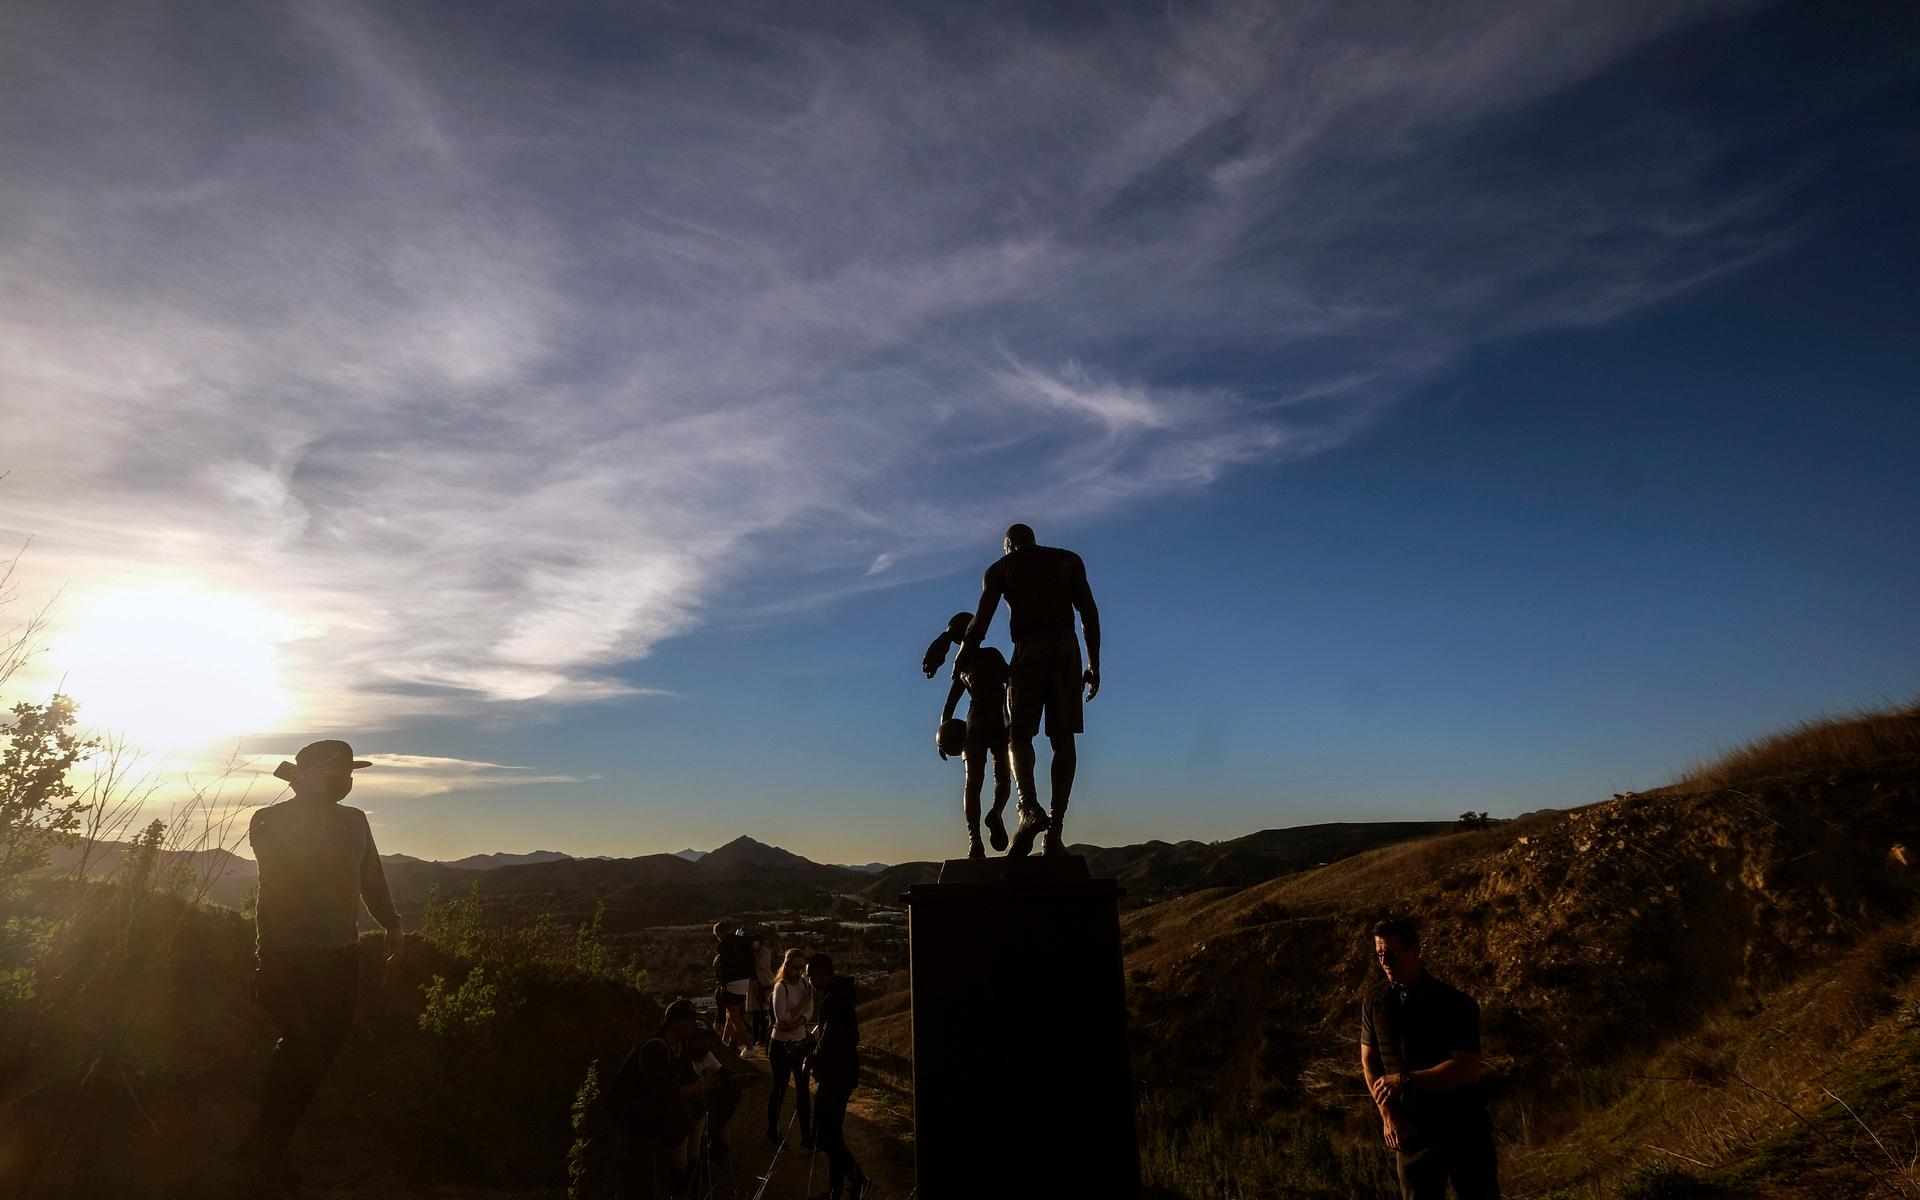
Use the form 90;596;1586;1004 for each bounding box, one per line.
766;1127;783;1148
984;809;1009;852
1007;805;1048;859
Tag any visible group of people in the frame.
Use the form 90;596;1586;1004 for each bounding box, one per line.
235;742;869;1200
607;930;867;1200
703;919;866;1194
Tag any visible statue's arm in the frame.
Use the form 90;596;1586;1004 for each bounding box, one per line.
1071;554;1100;674
942;678;965;724
957;566;1003;668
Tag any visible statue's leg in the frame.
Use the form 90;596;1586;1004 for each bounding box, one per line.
1044;734;1077;855
983;741;1012;852
1009;735;1039;815
962;744;986;858
1007;735;1048;858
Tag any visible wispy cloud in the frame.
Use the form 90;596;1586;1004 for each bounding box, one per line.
0;0;1799;734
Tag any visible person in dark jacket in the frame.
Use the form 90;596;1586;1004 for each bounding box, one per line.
713;920;755;1049
806;954;867;1200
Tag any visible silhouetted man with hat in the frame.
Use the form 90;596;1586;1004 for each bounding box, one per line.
956;523;1101;857
237;739;402;1194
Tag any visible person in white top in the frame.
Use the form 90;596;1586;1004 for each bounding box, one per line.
765;948;816;1148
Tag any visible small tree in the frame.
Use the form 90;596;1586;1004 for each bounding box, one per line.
119;819;165;895
0;695;95;896
573;901;614;980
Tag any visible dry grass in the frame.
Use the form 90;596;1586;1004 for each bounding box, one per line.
1681;700;1920;790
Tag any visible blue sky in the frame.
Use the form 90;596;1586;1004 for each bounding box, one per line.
2;0;1916;863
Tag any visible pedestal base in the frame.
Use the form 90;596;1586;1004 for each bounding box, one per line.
904;855;1141;1199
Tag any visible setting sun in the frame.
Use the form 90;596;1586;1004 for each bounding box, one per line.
48;584;293;751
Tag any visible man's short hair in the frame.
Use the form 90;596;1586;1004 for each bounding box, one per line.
807;952;834;974
712;920;732;937
1004;523;1035;548
661;998;698;1027
1372;917;1420;947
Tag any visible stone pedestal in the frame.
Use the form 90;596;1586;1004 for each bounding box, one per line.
902;855;1141;1199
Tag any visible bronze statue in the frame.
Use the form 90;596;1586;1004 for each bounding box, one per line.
926;611;1013;858
953;523;1101;858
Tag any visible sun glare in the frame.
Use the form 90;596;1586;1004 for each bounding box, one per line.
48;585;294;752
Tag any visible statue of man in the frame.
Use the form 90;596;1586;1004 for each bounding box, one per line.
956;523;1101;857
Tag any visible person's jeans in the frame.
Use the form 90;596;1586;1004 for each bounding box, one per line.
812;1080;862;1192
1395;1131;1500;1200
767;1038;813;1137
245;945;359;1155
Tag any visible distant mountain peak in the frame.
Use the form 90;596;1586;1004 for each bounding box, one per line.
672;848;706;862
698;835;840;878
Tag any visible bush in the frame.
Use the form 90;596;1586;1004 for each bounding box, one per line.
419;965;505;1039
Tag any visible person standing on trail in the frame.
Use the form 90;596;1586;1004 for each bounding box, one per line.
1360;917;1500;1200
806;953;867;1200
238;739;403;1192
766;947;815;1149
712;920;754;1050
925;609;1014;858
954;522;1101;858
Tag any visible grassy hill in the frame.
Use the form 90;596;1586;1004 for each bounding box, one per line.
1120;701;1920;1198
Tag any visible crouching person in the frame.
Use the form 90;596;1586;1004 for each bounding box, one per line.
614;1000;744;1195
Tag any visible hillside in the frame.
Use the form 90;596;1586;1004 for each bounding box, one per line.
14;704;1916;1197
1118;701;1920;1197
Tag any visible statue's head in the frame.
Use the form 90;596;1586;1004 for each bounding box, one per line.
946;611;972;640
1003;523;1036;554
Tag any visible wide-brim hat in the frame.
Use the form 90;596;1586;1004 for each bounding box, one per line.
295;739;372;769
275;739;373;780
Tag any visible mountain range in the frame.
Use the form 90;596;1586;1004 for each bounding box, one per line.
45;823;1458;927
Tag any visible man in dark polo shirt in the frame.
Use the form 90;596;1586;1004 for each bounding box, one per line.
1360;917;1499;1200
238;739;403;1193
954;522;1101;858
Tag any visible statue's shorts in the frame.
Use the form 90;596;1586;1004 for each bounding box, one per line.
1007;635;1084;740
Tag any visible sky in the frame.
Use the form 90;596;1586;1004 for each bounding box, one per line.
2;0;1917;865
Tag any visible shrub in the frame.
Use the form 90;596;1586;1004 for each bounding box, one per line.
567;1058;608;1199
419;965;504;1039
